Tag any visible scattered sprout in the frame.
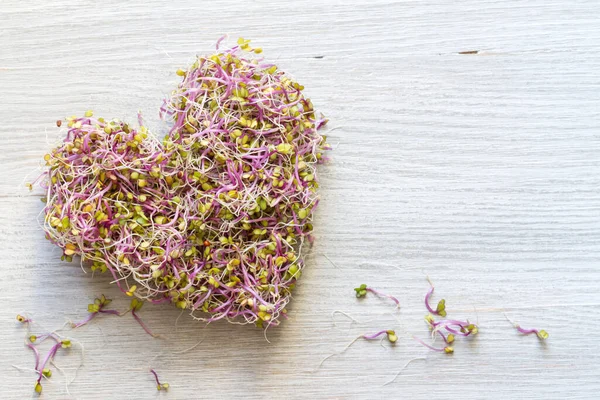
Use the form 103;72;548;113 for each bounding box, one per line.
362;329;398;344
424;278;446;317
72;295;119;328
316;329;399;370
150;369;169;391
504;313;548;340
413;336;453;354
354;285;400;308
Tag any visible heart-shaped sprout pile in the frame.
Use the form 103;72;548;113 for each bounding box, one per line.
39;39;329;328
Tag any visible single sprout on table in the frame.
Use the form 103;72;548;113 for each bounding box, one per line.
413;336;454;354
72;294;121;328
424;277;447;317
363;329;398;343
150;369;169;391
504;313;548;340
354;284;400;308
315;329;398;370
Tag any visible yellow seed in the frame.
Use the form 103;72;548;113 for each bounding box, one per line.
176;69;186;76
85;110;93;117
275;256;287;266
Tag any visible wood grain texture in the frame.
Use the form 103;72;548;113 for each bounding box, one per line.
1;0;599;398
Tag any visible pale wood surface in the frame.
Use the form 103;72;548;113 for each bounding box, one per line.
1;1;599;399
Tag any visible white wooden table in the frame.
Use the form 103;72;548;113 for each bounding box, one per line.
1;1;599;398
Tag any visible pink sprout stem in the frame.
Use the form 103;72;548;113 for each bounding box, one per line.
36;342;62;383
437;331;449;344
71;313;98;328
365;288;400;308
362;330;388;340
132;310;155;337
413;336;446;352
424;286;436;314
516;326;538;335
26;342;40;371
150;369;161;386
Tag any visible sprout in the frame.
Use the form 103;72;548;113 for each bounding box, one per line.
361;330;398;344
315;329;399;370
504;313;548;340
354;284;400;308
424;277;446;317
413;336;453;354
72;295;119;328
150;369;169;391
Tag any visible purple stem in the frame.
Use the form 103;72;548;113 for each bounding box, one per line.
150;369;161;386
99;309;123;316
366;288;400;307
516;326;539;335
132;310;155;337
26;342;40;371
424;286;436;314
362;330;388;340
413;337;445;352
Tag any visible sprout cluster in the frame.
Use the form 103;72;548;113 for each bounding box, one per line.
17;315;72;395
417;279;479;354
38;39;329;328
